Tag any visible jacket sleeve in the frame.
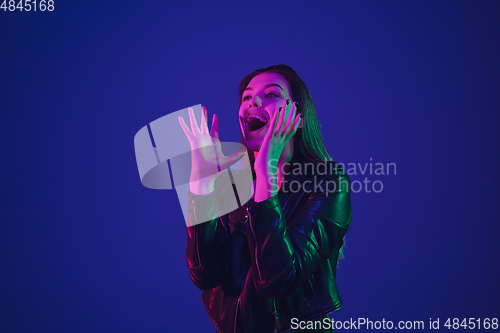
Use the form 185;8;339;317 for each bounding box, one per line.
185;190;229;291
245;169;352;299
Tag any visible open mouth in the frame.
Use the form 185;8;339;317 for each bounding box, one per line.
247;114;268;132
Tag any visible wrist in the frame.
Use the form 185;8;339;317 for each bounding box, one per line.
255;165;277;178
254;173;278;202
254;157;279;175
190;178;216;195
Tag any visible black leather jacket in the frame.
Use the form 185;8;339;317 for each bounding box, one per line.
185;159;352;333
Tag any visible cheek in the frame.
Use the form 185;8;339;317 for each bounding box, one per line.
238;108;244;122
238;106;246;136
274;96;288;107
268;109;277;120
239;103;247;115
268;100;284;116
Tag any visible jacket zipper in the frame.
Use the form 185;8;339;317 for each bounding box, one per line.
191;197;201;267
193;223;201;267
272;299;281;332
234;297;241;333
195;228;201;266
246;204;263;282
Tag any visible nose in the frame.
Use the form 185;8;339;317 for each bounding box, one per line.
249;96;262;108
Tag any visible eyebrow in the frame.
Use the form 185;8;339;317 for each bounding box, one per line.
244;83;284;92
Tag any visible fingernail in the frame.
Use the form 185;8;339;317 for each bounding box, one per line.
300;113;303;118
286;99;290;105
279;107;282;112
295;101;299;107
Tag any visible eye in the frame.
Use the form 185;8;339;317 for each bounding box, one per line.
266;93;279;98
243;95;251;101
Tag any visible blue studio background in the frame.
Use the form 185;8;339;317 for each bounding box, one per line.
1;1;499;332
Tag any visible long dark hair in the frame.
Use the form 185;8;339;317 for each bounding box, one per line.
238;64;346;264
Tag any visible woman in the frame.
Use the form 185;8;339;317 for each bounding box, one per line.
178;65;352;333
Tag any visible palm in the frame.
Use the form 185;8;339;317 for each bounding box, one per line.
254;101;302;175
178;106;246;182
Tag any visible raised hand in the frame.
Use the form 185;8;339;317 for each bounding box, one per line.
178;106;246;194
254;99;302;176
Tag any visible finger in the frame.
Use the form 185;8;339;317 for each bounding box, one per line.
275;99;287;137
278;99;292;138
284;113;302;140
177;116;193;138
210;113;220;141
283;101;298;137
200;106;209;135
188;107;200;136
221;149;247;170
266;105;280;140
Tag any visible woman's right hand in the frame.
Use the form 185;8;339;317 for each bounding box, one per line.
178;106;246;195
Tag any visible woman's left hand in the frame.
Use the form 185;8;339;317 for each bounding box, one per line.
254;99;302;180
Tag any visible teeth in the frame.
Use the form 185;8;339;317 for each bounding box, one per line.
247;114;268;123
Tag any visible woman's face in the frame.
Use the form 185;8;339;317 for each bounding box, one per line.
239;72;293;151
